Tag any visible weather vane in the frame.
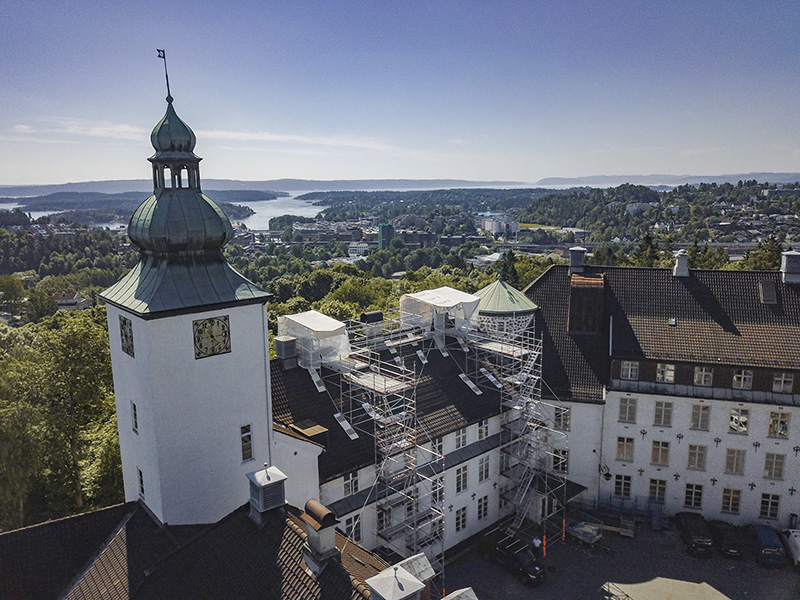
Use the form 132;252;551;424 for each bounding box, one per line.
157;48;172;102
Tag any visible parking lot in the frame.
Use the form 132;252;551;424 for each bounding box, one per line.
444;523;800;600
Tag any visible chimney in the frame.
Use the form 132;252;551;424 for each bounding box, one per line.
301;499;340;576
275;335;298;370
568;246;586;275
360;310;384;338
673;250;690;277
781;250;800;284
366;565;425;600
247;464;287;528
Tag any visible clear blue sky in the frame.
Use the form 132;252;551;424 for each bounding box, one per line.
1;1;799;185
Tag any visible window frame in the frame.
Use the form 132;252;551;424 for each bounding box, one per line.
651;440;670;466
654;401;673;427
614;474;632;498
240;424;253;462
760;493;780;520
725;448;746;475
554;406;571;431
649;479;666;504
732;369;753;390
687;444;707;471
455;465;468;494
684;483;703;509
345;516;361;542
431;436;443;457
656;363;675;383
553;449;569;474
131;401;139;433
477;495;489;521
620;360;639;381
722;488;741;514
477;419;489;441
619;397;637;424
343;470;359;496
729;407;749;434
616;436;634;462
768;412;790;439
478;455;490;483
773;372;794;393
694;366;713;387
764;453;786;480
432;476;444;505
455;506;467;532
690;404;710;431
455;427;467;449
138;467;145;500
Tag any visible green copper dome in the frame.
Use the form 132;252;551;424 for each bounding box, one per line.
474;278;539;316
150;98;197;157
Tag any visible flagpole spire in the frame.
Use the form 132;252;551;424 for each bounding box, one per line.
157;49;172;103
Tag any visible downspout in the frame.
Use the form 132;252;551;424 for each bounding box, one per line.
262;301;273;466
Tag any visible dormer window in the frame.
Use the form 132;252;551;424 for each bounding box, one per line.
620;360;639;380
694;366;713;387
732;369;753;390
773;372;794;393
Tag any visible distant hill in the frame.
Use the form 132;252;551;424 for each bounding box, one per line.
0;178;525;197
535;172;800;188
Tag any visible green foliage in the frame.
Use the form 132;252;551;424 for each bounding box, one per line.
731;235;784;271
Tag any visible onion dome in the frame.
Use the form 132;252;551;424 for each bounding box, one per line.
150;97;197;157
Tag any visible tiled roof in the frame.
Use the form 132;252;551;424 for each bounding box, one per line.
0;503;132;600
1;501;386;600
271;343;501;484
524;265;800;403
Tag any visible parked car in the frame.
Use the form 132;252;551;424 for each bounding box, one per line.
708;520;745;558
783;529;800;566
675;512;713;557
752;524;788;566
479;526;546;585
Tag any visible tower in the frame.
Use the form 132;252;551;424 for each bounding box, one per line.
100;92;272;525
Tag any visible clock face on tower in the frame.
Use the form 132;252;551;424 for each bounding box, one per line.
120;315;135;358
193;315;231;359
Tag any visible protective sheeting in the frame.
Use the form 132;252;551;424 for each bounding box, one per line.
399;286;481;331
278;310;351;369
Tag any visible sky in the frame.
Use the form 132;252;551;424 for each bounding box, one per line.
1;1;799;186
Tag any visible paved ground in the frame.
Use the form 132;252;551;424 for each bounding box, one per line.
444;523;800;600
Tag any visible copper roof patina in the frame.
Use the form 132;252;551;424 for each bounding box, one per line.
473;278;538;316
100;96;269;317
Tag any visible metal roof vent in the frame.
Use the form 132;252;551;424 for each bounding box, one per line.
247;464;287;527
367;565;425;600
781;251;800;284
568;246;586;275
275;335;298;369
673;250;690;277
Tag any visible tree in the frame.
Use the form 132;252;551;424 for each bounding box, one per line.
0;275;24;314
497;250;521;288
23;288;58;323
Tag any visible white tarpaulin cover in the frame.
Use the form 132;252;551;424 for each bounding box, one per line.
399;286;481;331
278;310;351;369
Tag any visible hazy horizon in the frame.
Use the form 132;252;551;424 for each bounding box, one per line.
2;2;799;185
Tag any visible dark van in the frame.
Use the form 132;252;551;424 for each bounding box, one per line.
675;512;713;557
752;524;787;566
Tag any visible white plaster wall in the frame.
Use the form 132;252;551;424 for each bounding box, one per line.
603;390;800;526
271;430;322;510
107;302;271;525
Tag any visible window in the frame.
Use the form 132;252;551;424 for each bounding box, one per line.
651;440;669;466
138;468;145;500
760;494;780;520
656;363;675;383
553;449;569;474
554;406;570;431
620;360;639;380
732;369;753;390
431;436;443;456
725;449;746;475
619;398;637;423
455;427;467;449
687;445;707;471
477;495;489;521
456;465;468;493
344;471;359;495
654;401;673;427
773;372;794;393
722;488;741;514
455;506;467;532
131;401;139;433
768;412;790;438
649;479;666;504
691;404;710;430
377;510;388;532
614;474;631;498
694;366;713;387
477;419;488;441
432;477;444;504
120;315;134;357
345;516;361;542
764;453;785;480
729;408;749;434
616;437;634;462
240;424;253;462
684;483;703;509
478;456;490;482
